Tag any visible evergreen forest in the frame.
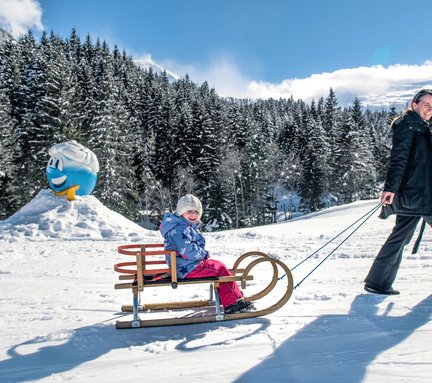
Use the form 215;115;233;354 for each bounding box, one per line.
0;29;400;230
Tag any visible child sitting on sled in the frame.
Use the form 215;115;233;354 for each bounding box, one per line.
160;194;252;314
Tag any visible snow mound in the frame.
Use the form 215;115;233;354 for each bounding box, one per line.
0;189;154;242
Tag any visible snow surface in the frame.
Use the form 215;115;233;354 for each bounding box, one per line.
0;191;431;382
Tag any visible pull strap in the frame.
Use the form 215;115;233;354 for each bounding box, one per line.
412;219;426;254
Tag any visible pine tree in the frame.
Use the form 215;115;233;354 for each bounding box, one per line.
8;32;48;206
349;98;377;199
88;42;138;218
172;78;196;171
334;99;377;203
214;148;242;229
298;105;328;211
199;87;228;227
0;87;15;218
146;69;177;190
37;32;79;143
322;88;342;197
366;108;393;181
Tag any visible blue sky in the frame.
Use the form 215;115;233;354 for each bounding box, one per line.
1;0;432;106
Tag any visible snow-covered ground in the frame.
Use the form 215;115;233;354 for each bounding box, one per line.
0;190;431;382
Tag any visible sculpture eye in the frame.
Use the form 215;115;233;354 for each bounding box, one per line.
48;157;63;171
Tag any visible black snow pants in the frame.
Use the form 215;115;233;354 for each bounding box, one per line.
365;215;432;292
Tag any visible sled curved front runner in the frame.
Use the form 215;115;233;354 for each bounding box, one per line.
113;244;294;328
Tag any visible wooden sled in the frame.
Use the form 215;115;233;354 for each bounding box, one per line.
114;243;294;329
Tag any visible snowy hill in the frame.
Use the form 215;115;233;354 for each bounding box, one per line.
0;189;156;242
0;197;431;382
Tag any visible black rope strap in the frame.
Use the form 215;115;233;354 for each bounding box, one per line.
279;202;382;289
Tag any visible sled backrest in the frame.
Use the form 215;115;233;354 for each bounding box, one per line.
114;243;177;290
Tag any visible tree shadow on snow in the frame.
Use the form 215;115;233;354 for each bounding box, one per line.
235;294;432;383
0;315;270;382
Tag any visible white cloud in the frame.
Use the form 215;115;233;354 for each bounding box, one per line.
189;58;252;99
246;61;432;107
139;53;432;108
0;0;43;37
159;54;253;99
158;54;432;107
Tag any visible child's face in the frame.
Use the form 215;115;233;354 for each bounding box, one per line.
182;210;201;224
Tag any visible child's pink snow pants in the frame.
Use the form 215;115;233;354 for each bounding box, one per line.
185;258;243;307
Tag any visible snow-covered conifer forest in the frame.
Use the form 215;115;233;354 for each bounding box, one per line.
0;28;399;229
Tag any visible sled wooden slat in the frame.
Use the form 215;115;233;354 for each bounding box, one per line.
115;274;254;290
121;299;213;312
113;244;294;328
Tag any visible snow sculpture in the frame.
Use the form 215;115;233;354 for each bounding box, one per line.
46;140;99;201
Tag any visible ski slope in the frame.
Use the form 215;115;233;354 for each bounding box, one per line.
0;191;431;382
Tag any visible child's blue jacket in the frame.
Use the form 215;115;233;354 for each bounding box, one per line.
159;212;209;278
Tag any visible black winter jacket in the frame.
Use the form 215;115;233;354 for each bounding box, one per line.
383;110;432;217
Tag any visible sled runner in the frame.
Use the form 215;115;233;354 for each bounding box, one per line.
114;243;294;328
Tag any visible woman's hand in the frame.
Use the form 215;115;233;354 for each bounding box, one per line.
380;191;395;205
